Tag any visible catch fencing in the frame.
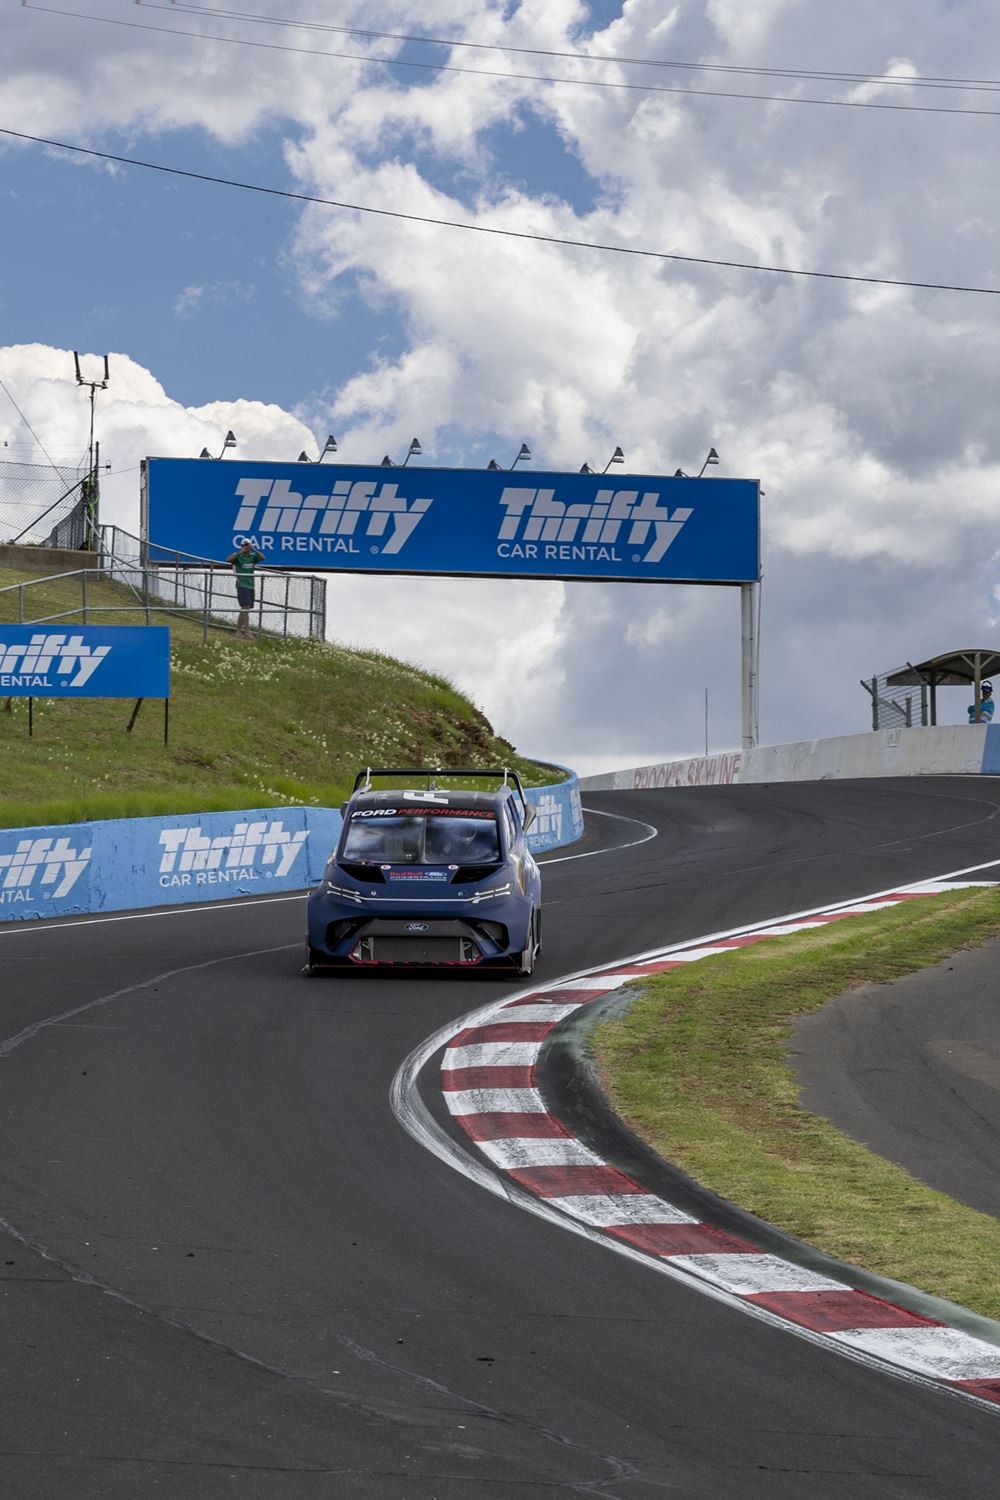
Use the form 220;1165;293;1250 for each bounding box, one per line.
860;669;929;730
0;459;87;548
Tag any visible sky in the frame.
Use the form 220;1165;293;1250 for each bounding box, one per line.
2;0;999;774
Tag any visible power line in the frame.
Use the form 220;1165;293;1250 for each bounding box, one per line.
0;375;64;474
4;125;999;296
161;2;1000;95
20;4;1000;118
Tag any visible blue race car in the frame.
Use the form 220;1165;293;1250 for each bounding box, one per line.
305;768;542;974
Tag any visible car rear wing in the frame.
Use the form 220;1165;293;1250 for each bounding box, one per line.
350;766;535;827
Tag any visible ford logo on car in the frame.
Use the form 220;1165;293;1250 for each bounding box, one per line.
405;921;430;933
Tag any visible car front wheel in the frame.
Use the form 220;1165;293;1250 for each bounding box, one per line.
303;944;327;976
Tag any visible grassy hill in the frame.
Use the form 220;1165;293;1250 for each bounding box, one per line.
0;562;557;830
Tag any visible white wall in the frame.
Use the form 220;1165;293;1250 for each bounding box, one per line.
578;726;991;792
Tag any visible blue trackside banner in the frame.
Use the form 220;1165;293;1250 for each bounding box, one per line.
0;625;170;698
143;458;761;585
524;766;584;853
0;773;582;921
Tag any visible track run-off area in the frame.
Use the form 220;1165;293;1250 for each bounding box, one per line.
2;777;1000;1499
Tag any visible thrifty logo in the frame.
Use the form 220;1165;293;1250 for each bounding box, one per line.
530;793;563;842
158;821;308;881
0;837;92;899
232;479;431;555
497;488;692;565
0;634;110;689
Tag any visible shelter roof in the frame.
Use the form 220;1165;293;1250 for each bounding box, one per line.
886;650;1000;687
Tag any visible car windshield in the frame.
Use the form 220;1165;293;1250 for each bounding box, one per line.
342;813;501;865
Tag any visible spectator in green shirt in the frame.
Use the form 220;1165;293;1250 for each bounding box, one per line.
227;541;264;640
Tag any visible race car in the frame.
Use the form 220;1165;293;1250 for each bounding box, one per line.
305;767;542;974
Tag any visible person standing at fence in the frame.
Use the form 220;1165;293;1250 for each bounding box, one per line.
968;682;995;723
227;540;264;640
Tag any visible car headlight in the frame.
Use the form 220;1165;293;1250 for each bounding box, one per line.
470;881;513;903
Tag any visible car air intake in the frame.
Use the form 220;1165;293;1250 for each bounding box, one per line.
356;935;481;964
338;862;386;883
451;864;503;884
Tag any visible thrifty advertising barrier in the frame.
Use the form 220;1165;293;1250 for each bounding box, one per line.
0;769;583;923
524;764;585;854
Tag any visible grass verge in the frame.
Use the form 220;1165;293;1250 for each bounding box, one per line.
593;886;1000;1320
0;564;558;828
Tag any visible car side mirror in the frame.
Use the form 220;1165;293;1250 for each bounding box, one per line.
523;804;536;829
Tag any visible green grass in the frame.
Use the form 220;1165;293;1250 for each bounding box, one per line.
593;887;1000;1320
0;563;558;828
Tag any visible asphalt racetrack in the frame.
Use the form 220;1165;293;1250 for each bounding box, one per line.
3;776;1000;1499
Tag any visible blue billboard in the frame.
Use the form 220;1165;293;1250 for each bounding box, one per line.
0;626;170;698
143;458;760;585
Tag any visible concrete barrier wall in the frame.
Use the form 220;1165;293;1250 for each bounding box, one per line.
579;725;996;793
0;544;101;573
0;769;584;923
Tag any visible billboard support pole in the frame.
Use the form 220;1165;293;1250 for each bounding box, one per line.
740;582;759;750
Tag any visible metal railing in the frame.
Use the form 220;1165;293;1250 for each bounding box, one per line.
0;526;327;641
101;526;327;640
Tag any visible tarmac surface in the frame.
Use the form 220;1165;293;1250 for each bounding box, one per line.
794;928;1000;1221
2;776;1000;1498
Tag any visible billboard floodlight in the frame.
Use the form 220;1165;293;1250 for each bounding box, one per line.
603;446;625;473
300;436;339;463
200;431;238;459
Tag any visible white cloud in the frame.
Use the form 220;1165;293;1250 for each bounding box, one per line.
172;281;256;319
0;344;315;536
3;2;1000;769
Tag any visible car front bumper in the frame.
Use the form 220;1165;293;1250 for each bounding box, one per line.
306;889;533;967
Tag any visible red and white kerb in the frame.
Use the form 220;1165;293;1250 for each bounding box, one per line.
440;883;1000;1409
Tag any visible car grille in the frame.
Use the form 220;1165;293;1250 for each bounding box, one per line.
361;935;474;964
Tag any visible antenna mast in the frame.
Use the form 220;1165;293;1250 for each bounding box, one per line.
73;352;109;550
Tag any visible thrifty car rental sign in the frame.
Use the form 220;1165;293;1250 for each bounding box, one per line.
0;626;170;697
143;459;760;585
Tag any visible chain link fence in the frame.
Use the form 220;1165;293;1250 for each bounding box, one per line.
0;458;87;546
860;669;929;730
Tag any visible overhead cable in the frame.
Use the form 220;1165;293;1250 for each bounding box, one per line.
160;1;1000;95
3;126;998;296
19;4;1000;117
